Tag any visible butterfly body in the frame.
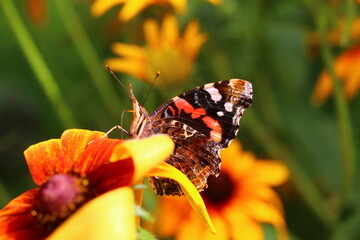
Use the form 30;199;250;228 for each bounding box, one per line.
129;79;253;196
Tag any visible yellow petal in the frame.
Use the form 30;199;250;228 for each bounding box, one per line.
162;15;179;46
105;58;147;80
110;134;174;184
119;0;150;21
168;0;187;13
250;160;289;186
144;19;160;49
148;163;216;234
49;187;135;240
91;0;126;17
111;43;146;59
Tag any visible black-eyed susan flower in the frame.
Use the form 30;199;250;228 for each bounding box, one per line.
0;129;215;239
156;139;289;240
105;14;207;88
91;0;222;22
312;45;360;104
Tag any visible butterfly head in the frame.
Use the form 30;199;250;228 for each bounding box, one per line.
128;84;149;138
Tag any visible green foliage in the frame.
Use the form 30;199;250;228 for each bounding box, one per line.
0;0;359;239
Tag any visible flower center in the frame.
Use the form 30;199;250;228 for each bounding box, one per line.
33;173;91;230
202;172;235;206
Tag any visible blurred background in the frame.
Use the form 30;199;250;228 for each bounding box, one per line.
0;0;359;239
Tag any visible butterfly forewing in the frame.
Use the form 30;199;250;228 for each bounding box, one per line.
135;79;253;195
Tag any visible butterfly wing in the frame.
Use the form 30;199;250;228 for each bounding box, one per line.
146;79;253;195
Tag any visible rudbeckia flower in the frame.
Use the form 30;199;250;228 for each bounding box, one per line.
156;140;289;240
312;45;360;104
91;0;222;22
0;129;215;239
105;14;207;87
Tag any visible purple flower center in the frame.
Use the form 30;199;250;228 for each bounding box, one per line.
34;173;90;229
202;172;235;206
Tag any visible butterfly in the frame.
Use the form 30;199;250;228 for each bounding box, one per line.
127;79;253;196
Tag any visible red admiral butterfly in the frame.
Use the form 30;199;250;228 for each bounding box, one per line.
129;79;253;196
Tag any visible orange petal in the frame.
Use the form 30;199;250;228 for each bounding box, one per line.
110;134;174;184
223;207;263;240
0;189;47;240
49;187;135;240
24;129;124;185
148;163;216;234
25;0;47;25
156;196;191;236
24;139;63;185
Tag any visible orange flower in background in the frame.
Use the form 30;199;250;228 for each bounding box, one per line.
312;45;360;105
156;140;289;240
106;15;207;87
0;129;175;240
308;17;360;48
25;0;47;25
91;0;222;22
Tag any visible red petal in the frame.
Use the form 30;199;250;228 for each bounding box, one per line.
76;137;125;176
0;189;48;240
88;158;134;194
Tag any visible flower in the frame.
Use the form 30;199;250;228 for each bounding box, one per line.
25;0;47;25
0;129;175;240
312;45;360;104
91;0;222;22
105;15;207;87
308;17;360;49
155;140;289;240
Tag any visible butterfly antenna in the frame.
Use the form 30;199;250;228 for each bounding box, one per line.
105;65;130;95
142;71;160;106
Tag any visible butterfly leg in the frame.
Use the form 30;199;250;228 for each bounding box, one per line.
101;125;131;139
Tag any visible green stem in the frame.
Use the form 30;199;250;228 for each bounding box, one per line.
53;0;121;118
316;7;355;209
1;0;78;128
341;0;355;46
243;111;336;228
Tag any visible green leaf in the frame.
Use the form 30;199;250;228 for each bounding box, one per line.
137;227;157;240
134;204;153;222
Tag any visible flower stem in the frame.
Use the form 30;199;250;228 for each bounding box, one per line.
304;0;356;210
1;0;78;128
316;4;355;209
341;0;356;46
53;0;121;118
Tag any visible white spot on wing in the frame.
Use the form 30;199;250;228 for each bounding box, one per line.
217;111;224;117
205;87;222;102
224;102;233;112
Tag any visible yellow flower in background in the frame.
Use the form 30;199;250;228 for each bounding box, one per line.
156;140;289;240
106;15;207;87
312;45;360;105
91;0;222;22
